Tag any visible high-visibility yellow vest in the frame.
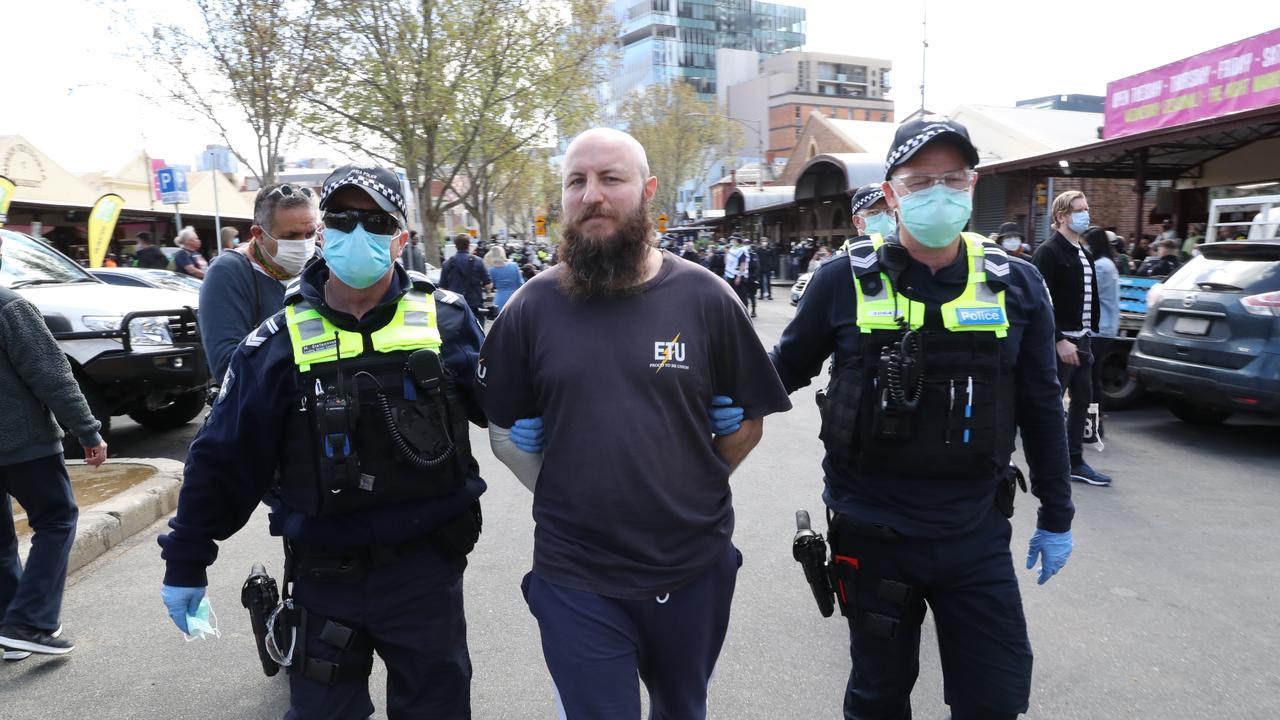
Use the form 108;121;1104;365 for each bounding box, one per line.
285;290;443;372
851;232;1009;338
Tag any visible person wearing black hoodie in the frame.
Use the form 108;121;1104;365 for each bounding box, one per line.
1031;190;1113;487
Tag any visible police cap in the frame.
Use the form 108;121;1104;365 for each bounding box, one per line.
850;184;887;215
884;117;980;180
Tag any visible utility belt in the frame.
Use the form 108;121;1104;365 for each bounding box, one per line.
288;502;482;582
240;503;481;684
791;509;918;640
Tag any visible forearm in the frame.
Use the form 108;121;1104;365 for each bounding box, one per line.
714;417;763;473
488;425;541;492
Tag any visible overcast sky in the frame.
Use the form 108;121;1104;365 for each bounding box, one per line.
5;0;1278;174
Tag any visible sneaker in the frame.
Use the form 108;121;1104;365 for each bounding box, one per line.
1070;462;1112;486
0;624;71;657
3;624;63;661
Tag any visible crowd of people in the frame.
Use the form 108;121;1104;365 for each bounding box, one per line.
1;113;1246;720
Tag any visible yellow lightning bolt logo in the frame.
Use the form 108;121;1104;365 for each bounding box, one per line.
655;332;681;373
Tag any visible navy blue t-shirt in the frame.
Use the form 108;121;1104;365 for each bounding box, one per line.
477;251;791;598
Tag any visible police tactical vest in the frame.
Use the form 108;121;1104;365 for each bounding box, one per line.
276;290;474;517
819;233;1017;485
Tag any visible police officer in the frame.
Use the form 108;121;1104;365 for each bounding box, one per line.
771;118;1075;720
158;165;487;719
848;183;897;244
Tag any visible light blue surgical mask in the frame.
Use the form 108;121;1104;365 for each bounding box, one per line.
184;597;221;641
323;226;396;289
895;184;972;249
1068;210;1091;234
864;213;897;239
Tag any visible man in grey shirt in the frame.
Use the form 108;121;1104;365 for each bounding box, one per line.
0;233;109;659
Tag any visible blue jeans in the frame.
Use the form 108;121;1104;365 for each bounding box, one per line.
523;543;741;720
0;452;78;631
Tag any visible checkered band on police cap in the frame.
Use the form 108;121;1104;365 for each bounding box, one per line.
883;118;979;180
320;165;408;222
850;184;886;215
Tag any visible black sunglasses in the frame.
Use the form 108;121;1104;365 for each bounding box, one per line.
322;209;400;236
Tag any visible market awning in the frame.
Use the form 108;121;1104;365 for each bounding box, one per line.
724;186;796;217
794;153;883;201
977;104;1280;180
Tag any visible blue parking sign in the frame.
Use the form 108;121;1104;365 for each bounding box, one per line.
157;167;189;204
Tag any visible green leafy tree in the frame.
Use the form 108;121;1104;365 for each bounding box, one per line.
115;0;322;185
492;149;560;241
619;83;743;222
302;0;613;265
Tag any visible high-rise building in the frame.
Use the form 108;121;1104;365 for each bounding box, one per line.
610;0;806;104
607;1;805;218
725;50;895;164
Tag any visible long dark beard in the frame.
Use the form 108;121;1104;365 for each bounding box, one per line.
558;198;655;301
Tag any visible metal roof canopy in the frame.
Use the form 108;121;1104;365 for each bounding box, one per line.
795;153;883;201
977;104;1280;180
724;186;797;217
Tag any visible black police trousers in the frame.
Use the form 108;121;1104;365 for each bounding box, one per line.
832;507;1031;720
284;542;471;720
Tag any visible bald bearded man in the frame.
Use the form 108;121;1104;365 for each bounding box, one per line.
476;128;791;718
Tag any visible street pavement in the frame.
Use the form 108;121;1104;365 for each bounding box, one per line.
3;291;1279;719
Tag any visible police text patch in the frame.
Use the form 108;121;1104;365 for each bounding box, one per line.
955;307;1005;325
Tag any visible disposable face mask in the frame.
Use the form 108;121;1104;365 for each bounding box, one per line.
1001;237;1023;252
184;597;221;641
864;213;897;239
895;184;972;249
1068;210;1091;234
323;226;396;289
265;235;316;276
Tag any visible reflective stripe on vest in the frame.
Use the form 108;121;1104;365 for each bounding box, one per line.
854;232;1009;338
285;291;443;372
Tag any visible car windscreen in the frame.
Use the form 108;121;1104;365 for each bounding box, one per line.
1164;254;1280;293
0;229;97;287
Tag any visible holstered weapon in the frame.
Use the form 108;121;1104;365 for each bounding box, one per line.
792;510;835;618
241;563;281;677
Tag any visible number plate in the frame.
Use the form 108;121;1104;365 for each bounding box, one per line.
1173;316;1211;335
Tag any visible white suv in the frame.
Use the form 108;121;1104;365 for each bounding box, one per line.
1;230;210;450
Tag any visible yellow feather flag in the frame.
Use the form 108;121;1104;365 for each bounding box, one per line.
87;193;125;269
0;175;16;228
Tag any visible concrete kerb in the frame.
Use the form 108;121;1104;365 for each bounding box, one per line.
17;458;184;575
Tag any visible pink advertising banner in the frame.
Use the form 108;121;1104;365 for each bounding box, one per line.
1104;27;1280;139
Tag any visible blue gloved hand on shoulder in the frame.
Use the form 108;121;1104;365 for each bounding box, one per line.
510;417;545;454
710;395;745;436
1026;529;1073;585
161;584;207;634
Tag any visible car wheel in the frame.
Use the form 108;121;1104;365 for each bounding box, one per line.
128;390;207;430
1099;343;1144;410
1167;399;1232;425
62;379;111;459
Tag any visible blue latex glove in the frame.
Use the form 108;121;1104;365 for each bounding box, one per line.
162;584;207;634
510;417;545;454
1026;529;1073;585
710;395;744;436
